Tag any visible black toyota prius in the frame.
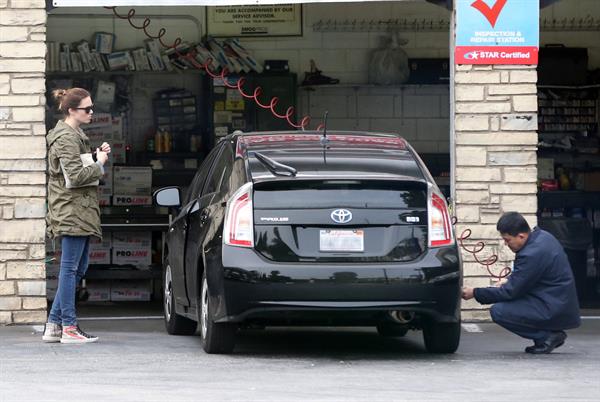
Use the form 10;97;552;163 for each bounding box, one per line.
154;131;462;354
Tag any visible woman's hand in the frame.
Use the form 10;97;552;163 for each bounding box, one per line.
100;142;111;154
96;148;108;165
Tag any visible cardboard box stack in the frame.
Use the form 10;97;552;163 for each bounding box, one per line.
111;280;152;301
89;233;111;265
86;112;127;206
45;231;113;300
112;231;152;266
45;232;153;301
87;280;112;302
112;166;152;206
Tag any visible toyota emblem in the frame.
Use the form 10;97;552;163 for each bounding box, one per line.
331;209;352;224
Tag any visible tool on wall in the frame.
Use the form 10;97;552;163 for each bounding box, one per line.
104;6;315;131
312;18;451;33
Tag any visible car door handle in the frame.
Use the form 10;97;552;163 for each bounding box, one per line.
200;211;209;223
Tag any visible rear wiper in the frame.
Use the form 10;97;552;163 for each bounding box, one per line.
252;151;297;177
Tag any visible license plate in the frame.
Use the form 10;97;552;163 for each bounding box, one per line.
319;229;364;252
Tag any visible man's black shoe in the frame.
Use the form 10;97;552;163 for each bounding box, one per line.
525;331;566;354
525;342;542;353
524;341;563;353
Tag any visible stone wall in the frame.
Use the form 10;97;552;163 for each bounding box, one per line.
0;0;48;325
454;64;538;321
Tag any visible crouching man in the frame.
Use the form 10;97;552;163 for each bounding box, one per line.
462;212;581;354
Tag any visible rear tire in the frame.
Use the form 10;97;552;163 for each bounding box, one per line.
200;271;237;354
163;261;197;335
376;323;409;337
422;318;460;354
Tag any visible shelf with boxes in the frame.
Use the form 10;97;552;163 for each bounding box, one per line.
209;72;298;145
46;71;205;77
153;92;199;134
44;159;168;302
536;83;600;305
538;87;599;134
537;155;600;193
45;229;162;303
43;37;212;303
537;85;600;205
45;225;166;303
46;32;197;74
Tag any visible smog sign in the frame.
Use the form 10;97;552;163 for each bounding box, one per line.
207;4;302;37
455;0;539;65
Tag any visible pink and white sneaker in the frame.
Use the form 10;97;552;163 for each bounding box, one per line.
42;322;62;343
60;325;99;344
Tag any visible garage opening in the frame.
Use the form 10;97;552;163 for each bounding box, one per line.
44;1;452;317
536;0;600;310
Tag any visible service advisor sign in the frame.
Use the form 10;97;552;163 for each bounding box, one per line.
207;4;302;37
455;0;539;65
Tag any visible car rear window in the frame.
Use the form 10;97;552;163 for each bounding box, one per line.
254;180;427;209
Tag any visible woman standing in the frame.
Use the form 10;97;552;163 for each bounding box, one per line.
43;88;110;344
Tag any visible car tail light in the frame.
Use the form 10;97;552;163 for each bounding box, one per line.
224;183;254;248
428;191;453;247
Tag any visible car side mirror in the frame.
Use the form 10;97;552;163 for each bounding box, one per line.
154;187;181;207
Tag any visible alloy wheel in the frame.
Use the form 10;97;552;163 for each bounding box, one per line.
164;265;173;321
201;276;209;339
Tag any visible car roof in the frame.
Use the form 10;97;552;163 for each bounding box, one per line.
232;131;427;183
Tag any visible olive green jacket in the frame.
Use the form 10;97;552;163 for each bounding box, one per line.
46;120;104;239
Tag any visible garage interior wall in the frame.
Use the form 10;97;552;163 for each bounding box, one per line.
541;1;600;69
46;2;451;153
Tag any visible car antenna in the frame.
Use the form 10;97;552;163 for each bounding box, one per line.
321;111;329;164
320;111;329;144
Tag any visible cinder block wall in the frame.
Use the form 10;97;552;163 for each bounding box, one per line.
454;64;538;321
0;0;48;325
298;85;450;154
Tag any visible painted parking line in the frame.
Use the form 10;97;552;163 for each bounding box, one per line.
581;316;600;320
78;316;164;321
31;316;164;332
461;323;483;333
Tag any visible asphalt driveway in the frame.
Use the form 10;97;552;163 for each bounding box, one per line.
0;318;598;401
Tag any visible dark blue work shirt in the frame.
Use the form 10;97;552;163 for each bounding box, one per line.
474;228;581;331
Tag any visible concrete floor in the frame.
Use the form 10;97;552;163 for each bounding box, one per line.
0;316;599;401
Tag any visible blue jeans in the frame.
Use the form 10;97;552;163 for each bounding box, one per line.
490;303;551;344
48;236;90;326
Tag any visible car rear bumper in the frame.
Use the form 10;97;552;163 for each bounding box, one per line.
212;244;462;325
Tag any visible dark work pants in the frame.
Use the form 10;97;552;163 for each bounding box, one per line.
490;303;552;344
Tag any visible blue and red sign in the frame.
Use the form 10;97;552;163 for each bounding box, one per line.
455;0;539;65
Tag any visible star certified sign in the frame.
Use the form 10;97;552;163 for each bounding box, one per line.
455;0;539;65
331;209;353;224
